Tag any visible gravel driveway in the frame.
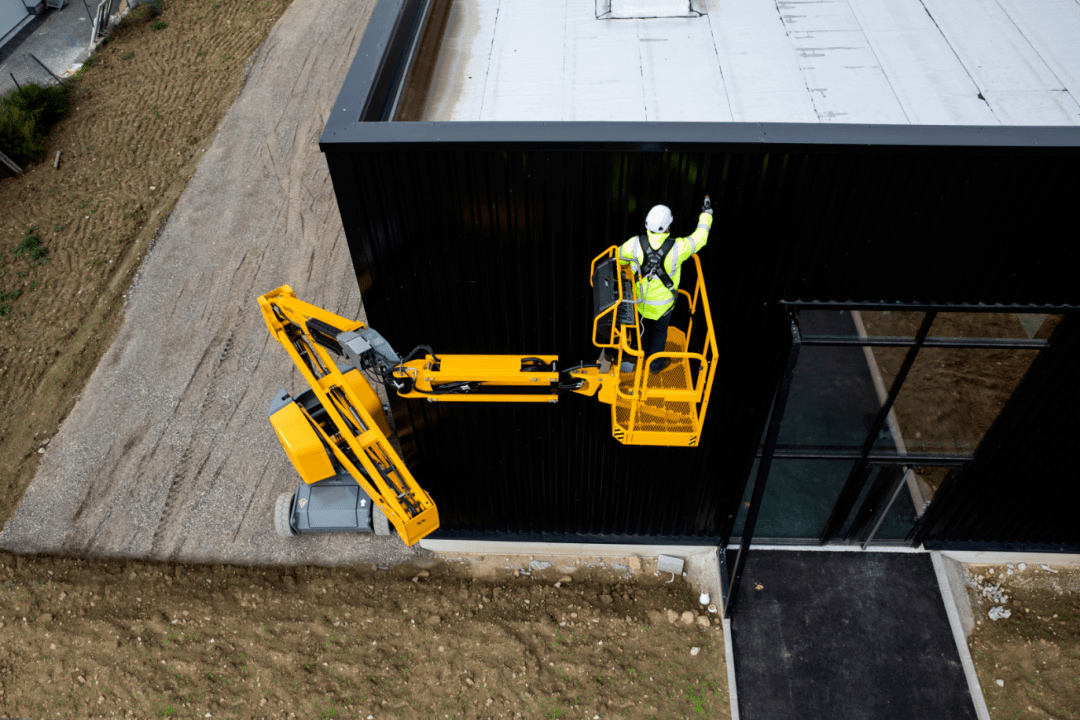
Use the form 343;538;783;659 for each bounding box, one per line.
0;0;425;567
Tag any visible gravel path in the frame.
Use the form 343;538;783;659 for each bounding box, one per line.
0;0;425;567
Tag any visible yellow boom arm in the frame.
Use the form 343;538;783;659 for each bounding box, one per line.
258;287;438;546
259;248;716;543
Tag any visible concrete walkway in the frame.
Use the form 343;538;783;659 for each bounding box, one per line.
0;0;425;567
1;2;96;96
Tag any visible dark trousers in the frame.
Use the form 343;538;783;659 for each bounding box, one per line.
640;310;673;371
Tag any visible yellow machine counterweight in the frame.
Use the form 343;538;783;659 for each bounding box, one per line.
260;246;717;545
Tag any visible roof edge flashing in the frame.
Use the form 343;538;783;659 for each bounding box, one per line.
321;119;1080;152
321;0;429;141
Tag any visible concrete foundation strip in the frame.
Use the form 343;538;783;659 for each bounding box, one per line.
931;552;991;720
722;616;740;720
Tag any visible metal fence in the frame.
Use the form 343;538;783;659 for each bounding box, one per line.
1;51;67;97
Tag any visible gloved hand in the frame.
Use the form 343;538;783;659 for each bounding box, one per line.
702;195;713;215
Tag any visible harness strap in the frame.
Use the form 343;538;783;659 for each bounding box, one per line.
639;234;677;294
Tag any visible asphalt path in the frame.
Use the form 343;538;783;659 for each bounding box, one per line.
0;0;426;567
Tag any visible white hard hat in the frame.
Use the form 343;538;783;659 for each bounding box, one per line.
645;205;673;234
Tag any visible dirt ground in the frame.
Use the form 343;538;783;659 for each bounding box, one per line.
0;553;729;719
965;563;1080;720
0;0;293;531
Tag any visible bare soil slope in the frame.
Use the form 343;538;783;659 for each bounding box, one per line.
0;554;729;719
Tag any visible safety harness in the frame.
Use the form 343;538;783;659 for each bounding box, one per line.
638;234;677;293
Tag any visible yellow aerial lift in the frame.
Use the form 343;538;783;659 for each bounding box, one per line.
259;244;718;546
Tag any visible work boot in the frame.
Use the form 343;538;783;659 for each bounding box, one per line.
649;358;671;374
620;360;635;374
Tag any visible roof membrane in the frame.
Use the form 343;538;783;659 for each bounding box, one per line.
397;0;1080;125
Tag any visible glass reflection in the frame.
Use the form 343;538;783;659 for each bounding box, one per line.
732;459;853;539
930;313;1061;341
858;310;926;338
779;315;901;450
874;348;1040;454
799;309;925;339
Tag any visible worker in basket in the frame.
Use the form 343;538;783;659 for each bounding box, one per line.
618;195;713;375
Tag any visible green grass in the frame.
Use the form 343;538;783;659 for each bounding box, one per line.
72;55;98;79
0;82;69;165
0;289;22;317
11;227;49;265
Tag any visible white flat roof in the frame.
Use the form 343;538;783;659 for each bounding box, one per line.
413;0;1080;124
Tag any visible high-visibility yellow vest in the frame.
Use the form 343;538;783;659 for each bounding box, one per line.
617;212;713;320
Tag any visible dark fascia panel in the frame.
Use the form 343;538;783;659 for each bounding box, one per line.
321;0;1080;152
323;120;1080;152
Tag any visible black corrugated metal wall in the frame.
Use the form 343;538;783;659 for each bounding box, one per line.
324;145;1079;547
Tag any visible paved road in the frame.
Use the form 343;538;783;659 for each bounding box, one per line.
0;0;426;567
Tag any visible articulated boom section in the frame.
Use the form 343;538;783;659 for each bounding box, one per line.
258;287;438;546
259;253;716;542
390;354;604;403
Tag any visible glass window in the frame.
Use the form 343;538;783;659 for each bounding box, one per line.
799;309;925;339
732;459;853;539
870;466;960;543
832;465;920;542
857;310;926;339
929;312;1062;341
910;465;951;504
776;345;901;451
865;467;922;542
874;348;1041;455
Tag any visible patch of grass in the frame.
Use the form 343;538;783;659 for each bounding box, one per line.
72;55;98;78
11;227;49;265
115;0;162;32
0;289;22;317
0;82;70;165
121;51;135;60
151;20;169;30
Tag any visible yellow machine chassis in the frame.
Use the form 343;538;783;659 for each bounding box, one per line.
258;287;438;546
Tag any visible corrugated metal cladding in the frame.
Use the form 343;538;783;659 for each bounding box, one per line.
323;146;1080;547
